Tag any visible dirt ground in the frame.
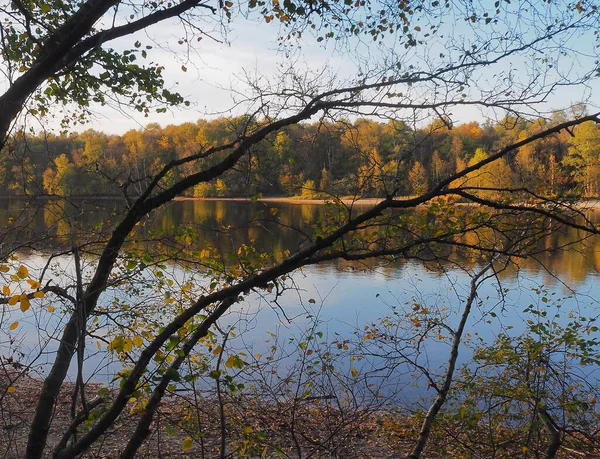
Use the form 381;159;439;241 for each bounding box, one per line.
2;370;597;458
0;370;420;458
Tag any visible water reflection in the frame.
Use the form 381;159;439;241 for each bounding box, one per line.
0;198;598;285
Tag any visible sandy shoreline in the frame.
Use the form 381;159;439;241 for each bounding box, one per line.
173;196;388;206
173;196;600;209
2;194;600;209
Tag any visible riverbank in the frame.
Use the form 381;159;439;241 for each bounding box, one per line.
173;195;600;209
0;371;420;458
2;194;600;210
172;196;388;206
1;371;595;458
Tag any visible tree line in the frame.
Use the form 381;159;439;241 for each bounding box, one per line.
4;112;600;199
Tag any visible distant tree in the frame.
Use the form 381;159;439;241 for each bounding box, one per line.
563;121;600;197
43;154;75;195
408;161;428;195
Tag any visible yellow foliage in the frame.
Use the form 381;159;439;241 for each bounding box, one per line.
20;295;30;312
182;436;193;451
123;338;133;353
27;279;41;289
17;265;28;279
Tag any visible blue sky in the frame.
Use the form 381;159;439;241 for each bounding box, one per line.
36;3;600;135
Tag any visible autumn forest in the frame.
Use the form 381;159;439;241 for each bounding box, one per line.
6;112;600;200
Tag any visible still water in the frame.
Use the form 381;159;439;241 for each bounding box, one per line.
1;199;599;399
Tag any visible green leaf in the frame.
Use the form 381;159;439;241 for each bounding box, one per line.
165;423;177;436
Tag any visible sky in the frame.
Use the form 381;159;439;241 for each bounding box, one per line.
29;3;600;135
58;15;352;134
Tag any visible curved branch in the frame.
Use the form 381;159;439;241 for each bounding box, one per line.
63;0;217;70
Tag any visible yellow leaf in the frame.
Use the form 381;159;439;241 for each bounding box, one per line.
47;305;55;312
2;286;9;295
133;336;143;347
244;426;253;434
107;336;120;351
0;264;9;272
182;283;192;292
27;279;41;289
34;291;44;298
9;321;18;330
225;355;235;369
20;295;30;312
123;338;133;353
16;265;28;279
351;367;359;377
7;386;15;393
9;274;19;282
182;436;193;451
7;295;19;306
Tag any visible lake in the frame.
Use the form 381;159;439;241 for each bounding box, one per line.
1;198;599;402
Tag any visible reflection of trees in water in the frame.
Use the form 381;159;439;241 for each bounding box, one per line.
0;199;598;283
0;199;123;255
521;218;600;285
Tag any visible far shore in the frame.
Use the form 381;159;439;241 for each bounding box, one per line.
2;194;600;209
173;196;389;206
172;196;600;209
